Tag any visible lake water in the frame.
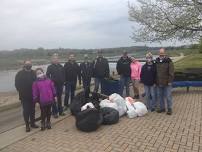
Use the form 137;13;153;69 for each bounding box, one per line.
0;63;119;92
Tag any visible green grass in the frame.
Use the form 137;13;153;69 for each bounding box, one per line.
174;53;202;72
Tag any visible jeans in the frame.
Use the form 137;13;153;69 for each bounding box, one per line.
94;78;103;93
82;78;91;98
52;84;63;115
64;81;77;106
157;85;173;110
21;100;35;125
144;85;156;110
119;76;130;97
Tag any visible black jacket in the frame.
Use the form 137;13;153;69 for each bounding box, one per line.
46;63;64;86
116;57;131;77
140;62;156;86
64;61;81;83
93;57;109;78
80;61;93;81
15;69;36;101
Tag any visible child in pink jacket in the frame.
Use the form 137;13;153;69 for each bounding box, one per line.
130;57;142;99
32;68;56;131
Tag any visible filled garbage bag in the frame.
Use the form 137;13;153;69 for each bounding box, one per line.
76;108;103;132
109;93;127;117
81;102;95;111
100;99;119;111
70;91;101;116
125;97;137;119
100;107;119;125
132;102;148;117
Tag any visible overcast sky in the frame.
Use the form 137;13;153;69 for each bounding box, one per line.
0;0;188;50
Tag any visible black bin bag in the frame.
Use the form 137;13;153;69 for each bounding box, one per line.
100;107;119;125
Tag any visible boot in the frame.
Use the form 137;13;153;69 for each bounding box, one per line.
157;109;166;113
41;121;45;131
25;124;30;132
46;121;52;129
167;108;172;115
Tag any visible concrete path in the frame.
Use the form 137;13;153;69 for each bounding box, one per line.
0;88;202;152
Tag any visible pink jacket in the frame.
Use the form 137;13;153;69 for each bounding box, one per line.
130;61;142;80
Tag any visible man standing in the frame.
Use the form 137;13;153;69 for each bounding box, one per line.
80;54;93;98
15;59;38;132
156;48;174;115
46;53;65;118
116;51;131;97
93;50;110;93
64;53;81;110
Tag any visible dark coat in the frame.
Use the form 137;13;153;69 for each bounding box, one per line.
46;63;64;86
93;57;109;78
15;69;36;101
64;61;81;83
140;62;156;86
116;57;131;77
156;57;174;86
80;61;93;81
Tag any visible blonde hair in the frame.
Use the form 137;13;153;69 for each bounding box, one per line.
146;52;153;58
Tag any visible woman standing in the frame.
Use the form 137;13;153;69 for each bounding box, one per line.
130;57;142;99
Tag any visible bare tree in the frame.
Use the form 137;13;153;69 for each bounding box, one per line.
128;0;202;42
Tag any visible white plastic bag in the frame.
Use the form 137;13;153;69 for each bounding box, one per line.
81;102;95;111
99;99;119;111
133;101;148;117
125;100;138;118
125;97;138;118
109;93;127;117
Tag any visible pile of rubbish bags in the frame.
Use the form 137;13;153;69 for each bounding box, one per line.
70;92;148;132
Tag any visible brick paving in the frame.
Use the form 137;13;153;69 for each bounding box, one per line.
1;88;202;152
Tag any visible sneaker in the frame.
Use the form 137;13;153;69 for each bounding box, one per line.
167;109;172;115
30;124;39;128
46;122;52;129
41;122;45;131
157;109;166;113
26;124;30;132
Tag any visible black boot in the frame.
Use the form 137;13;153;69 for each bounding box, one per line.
41;121;45;131
46;122;52;129
167;108;172;115
26;124;30;132
157;109;166;113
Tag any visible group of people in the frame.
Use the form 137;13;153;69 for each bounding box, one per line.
15;48;174;132
117;48;174;115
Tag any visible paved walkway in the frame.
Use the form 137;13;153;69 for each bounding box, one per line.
0;88;202;152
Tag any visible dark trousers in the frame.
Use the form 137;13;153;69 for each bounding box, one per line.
82;78;91;98
52;84;63;115
41;104;52;123
64;81;77;106
21;100;35;125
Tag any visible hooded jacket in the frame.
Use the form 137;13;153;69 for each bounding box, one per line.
116;57;131;77
130;61;142;80
15;69;36;101
93;57;109;78
32;77;56;106
140;61;156;86
156;57;174;86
